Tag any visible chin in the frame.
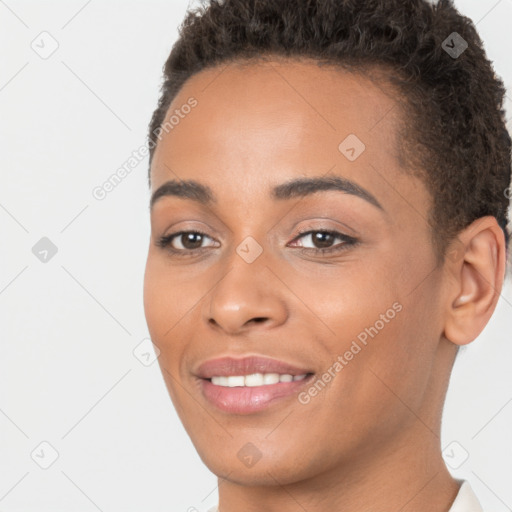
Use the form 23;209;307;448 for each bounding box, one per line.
193;439;322;486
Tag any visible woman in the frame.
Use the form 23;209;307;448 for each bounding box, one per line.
143;0;511;510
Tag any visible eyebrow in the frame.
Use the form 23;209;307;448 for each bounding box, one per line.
150;176;384;211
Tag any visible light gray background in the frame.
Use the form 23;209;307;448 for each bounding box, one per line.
0;1;511;511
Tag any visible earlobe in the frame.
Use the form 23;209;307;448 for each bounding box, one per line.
443;216;506;346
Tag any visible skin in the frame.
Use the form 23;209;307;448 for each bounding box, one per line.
143;58;506;512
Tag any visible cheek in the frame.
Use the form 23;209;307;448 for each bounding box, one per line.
285;258;401;342
143;254;190;368
302;251;438;411
143;252;193;337
143;257;196;416
143;257;168;341
349;277;443;424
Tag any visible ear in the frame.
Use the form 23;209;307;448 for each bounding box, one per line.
443;216;507;346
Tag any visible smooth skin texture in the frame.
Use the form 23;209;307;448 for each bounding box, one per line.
143;58;506;512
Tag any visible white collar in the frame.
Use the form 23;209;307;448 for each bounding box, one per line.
449;481;484;512
207;480;483;512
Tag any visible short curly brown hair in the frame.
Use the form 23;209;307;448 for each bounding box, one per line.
147;0;511;264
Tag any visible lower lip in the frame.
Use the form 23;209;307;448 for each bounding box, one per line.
199;376;313;414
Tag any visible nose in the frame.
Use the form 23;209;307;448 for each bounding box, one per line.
203;259;288;335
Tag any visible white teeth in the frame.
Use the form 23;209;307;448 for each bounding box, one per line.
217;376;229;386
210;373;308;387
226;376;245;387
263;373;280;385
245;373;266;387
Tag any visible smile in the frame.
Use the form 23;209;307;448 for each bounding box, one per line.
200;373;314;414
210;373;309;387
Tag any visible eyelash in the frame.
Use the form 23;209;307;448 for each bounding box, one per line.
156;228;358;257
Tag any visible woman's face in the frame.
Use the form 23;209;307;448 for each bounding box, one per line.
144;59;455;485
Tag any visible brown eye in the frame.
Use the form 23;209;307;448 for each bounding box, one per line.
310;232;336;249
289;229;358;255
156;230;216;253
177;232;205;250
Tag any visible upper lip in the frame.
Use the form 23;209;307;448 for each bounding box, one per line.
195;355;313;379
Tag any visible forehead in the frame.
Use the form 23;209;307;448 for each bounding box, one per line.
150;58;425;214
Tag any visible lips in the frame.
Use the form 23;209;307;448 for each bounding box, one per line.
194;355;315;414
195;355;313;379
